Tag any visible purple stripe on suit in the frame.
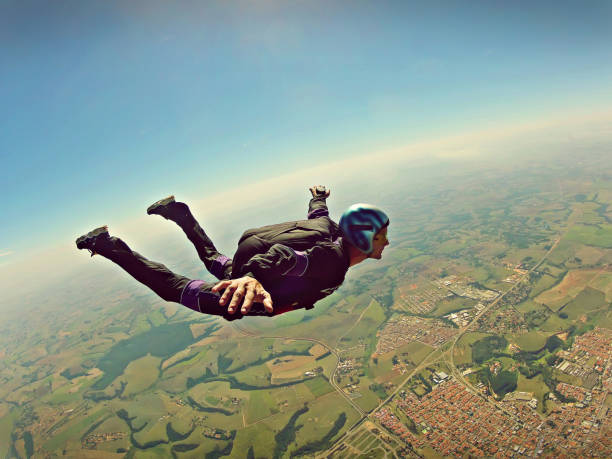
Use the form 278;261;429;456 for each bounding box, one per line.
211;255;230;279
180;279;204;311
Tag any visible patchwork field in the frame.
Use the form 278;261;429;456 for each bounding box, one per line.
5;152;612;457
534;269;599;311
267;355;317;383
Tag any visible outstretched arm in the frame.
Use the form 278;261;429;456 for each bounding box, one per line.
307;185;331;219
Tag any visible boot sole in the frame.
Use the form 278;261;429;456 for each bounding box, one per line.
147;195;176;215
76;226;109;250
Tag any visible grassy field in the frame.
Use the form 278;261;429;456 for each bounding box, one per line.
589;272;612;302
161;347;196;370
132;418;168;448
186;383;246;430
530;274;560;298
229;422;277;458
539;262;567;278
565;224;612;248
277;301;367;346
516;373;550;413
419;446;445;458
337;299;387;349
158;351;214;393
317;353;339;379
220;338;274;373
304;375;334;397
122;354;161;397
93;322;199;390
515;299;545;314
430;295;477;317
538;313;571;333
370;353;394;379
162;436;230;459
397;341;434;366
534;269;599;311
596;309;612;329
547;240;580;266
512;331;548;352
269;385;304;414
453;332;489;366
574;245;605;265
561;287;607;320
189;380;237;405
289;392;360;457
0;408;15;459
231;362;273;387
93;413;127;434
353;378;384;412
309;343;328;358
246;389;277;424
267;355;316;383
43;408;109;453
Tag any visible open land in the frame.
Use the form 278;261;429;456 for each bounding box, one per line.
2;151;612;457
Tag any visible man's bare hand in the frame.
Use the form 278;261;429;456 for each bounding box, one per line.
309;185;330;198
212;276;273;315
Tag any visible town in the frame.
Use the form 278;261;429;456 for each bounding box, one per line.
373;326;612;457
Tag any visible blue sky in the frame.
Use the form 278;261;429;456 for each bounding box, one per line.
1;0;612;263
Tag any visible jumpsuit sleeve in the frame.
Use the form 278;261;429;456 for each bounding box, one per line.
241;243;343;282
307;196;329;219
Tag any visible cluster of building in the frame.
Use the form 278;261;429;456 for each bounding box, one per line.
374;316;457;354
374;377;611;457
502;264;529;284
573;327;612;361
503;391;538;410
82;431;127;449
476;306;528;334
544;387;610;457
336;358;360;375
443;304;485;327
396;283;452;314
395;273;498;318
555;327;612;389
435;276;499;302
202;426;232;440
555;360;598;388
502;273;523;284
555;382;592;405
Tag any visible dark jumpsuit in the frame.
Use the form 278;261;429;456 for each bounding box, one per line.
98;196;351;321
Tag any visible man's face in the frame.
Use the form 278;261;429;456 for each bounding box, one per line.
369;227;389;259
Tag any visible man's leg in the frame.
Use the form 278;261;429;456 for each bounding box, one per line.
147;196;232;280
75;228;279;321
76;227;213;311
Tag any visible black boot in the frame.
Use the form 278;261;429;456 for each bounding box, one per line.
75;226;111;256
146;195;190;221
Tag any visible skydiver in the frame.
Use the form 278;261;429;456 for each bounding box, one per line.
75;186;389;321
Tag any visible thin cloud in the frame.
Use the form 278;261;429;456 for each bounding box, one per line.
0;251;14;257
